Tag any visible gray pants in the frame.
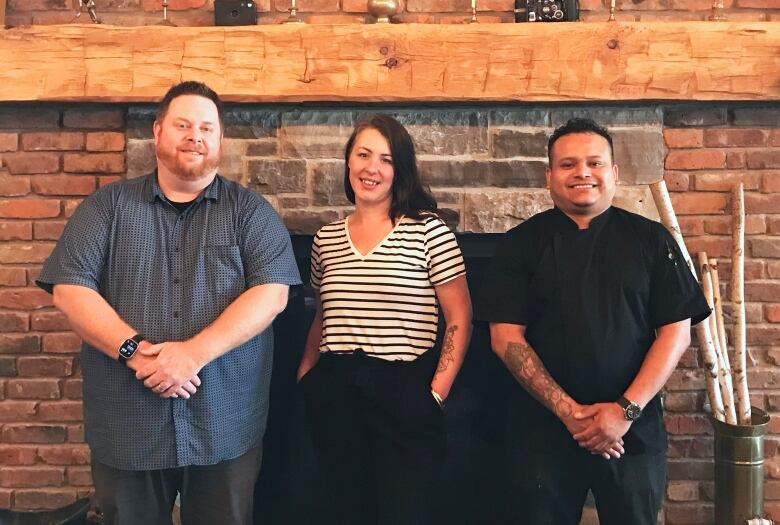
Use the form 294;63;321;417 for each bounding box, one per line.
91;447;262;525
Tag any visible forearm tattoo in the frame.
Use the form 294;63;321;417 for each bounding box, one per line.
435;325;458;374
505;341;573;418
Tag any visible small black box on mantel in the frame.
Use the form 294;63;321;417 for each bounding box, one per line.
214;0;257;25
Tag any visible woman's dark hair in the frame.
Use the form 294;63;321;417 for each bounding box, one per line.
156;81;225;130
547;117;614;165
343;114;437;221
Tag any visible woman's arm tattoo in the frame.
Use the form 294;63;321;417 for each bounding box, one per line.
504;341;573;418
435;325;458;374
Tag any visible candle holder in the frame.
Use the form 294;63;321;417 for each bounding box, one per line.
74;0;102;24
469;2;478;23
608;0;616;21
156;0;177;26
708;0;726;21
367;0;399;23
283;1;305;24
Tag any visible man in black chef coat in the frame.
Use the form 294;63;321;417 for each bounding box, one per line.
475;118;710;525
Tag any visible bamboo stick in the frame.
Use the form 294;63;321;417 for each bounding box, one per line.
698;253;737;424
649;180;725;422
731;184;751;425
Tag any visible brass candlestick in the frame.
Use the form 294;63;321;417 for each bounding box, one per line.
708;0;726;21
608;0;616;21
470;1;478;23
74;0;102;23
367;0;399;23
156;0;177;26
283;0;305;24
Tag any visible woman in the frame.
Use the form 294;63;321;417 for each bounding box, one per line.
297;114;472;525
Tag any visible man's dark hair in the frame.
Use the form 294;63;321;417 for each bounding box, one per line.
547;118;614;165
156;81;224;130
343;114;437;221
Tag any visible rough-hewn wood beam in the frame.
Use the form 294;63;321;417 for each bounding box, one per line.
1;22;778;103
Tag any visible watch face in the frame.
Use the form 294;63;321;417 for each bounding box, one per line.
119;339;139;359
626;403;642;421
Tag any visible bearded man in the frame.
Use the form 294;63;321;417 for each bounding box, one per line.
37;81;301;525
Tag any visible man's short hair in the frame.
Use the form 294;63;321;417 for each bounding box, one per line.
156;81;225;130
547;118;614;165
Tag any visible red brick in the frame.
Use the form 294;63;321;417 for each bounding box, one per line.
0;243;54;264
669;193;728;215
0;312;29;332
677;217;704;236
666;480;699;502
771;130;780;147
746;282;780;302
42;333;81;354
664;172;690;191
1;424;67;444
30;311;70;332
663;392;701;412
665;414;713;435
664;129;703;149
0;467;65;488
37;401;83;422
751;237;780;258
86;132;125;152
407;0;467;11
98;175;122;187
0;133;18;153
747;151;780;169
726;151;746;169
0;446;37;466
66;424;84;442
62;379;82;400
0;176;31;197
7;0;70;8
666;150;726;170
769;261;780;279
746;327;780;345
31;175;96;196
0;401;37;422
745;193;780;214
21;133;84;152
16;357;73;378
63;153;125;174
667;459;714;481
142;0;208;10
703;128;768;147
768;305;780;323
26;267;41;287
62;108;124;130
0;289;53;310
666;368;705;391
5;379;60;400
67;466;92;486
739;0;780;7
703;215;765;235
0;108;60;129
0;334;40;354
37;444;90;466
0;200;60;219
62;199;83;218
13;489;77;510
686;236;733;258
32;220;66;241
693;171;761;191
0;268;27;287
0;221;32;241
766;480;780;500
762;172;780;193
664;502;714;524
2;153;60;175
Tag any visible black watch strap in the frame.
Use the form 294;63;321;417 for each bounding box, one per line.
118;333;144;366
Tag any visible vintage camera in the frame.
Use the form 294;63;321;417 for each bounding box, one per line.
514;0;579;22
214;0;257;26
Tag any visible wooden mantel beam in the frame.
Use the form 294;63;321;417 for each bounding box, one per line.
1;22;778;103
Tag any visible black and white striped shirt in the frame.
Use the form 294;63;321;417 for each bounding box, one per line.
311;214;466;361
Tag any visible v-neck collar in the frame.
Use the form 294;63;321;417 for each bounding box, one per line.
345;215;405;259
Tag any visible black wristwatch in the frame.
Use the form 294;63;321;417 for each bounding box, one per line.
617;396;642;421
118;334;144;366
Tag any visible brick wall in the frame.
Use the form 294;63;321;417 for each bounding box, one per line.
3;0;778;26
0;102;778;524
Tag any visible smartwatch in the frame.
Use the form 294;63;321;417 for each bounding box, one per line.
118;334;144;366
617;396;642;421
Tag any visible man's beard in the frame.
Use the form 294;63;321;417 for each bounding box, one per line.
156;143;221;181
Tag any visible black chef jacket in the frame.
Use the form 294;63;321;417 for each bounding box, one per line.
475;206;710;454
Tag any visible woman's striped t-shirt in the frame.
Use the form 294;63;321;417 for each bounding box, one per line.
310;214;466;361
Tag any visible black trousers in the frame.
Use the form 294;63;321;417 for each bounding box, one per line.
504;432;666;525
300;349;445;525
91;447;262;525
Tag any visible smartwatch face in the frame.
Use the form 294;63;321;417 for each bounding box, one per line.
119;338;139;360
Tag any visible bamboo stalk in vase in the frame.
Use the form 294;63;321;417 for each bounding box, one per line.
698;253;737;424
649;180;726;421
731;183;751;425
